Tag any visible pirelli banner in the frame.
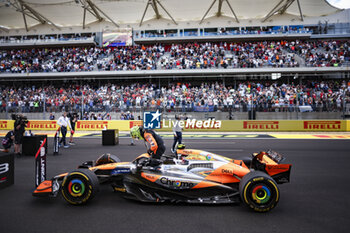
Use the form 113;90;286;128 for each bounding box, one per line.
158;120;348;132
0;120;139;131
0;119;349;132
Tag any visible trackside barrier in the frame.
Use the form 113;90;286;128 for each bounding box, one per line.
1;120;350;132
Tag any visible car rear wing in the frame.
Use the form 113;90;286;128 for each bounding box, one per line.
252;150;291;184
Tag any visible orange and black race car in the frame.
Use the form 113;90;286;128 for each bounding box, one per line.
33;146;291;212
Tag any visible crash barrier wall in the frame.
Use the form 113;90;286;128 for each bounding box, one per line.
0;120;350;132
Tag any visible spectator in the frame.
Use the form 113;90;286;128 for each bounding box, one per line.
49;113;55;120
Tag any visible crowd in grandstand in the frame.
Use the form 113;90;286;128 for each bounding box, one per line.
284;40;348;67
161;41;299;69
135;26;313;38
1;40;349;73
1;80;349;114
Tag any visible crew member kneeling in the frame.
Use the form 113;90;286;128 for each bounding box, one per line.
1;131;14;153
130;126;165;167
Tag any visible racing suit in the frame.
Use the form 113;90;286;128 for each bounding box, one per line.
141;128;165;166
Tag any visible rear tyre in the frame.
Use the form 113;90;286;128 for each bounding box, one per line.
239;171;280;212
61;169;99;205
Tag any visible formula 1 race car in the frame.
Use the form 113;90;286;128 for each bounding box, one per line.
33;146;291;212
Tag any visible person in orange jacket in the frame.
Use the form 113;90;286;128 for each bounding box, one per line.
130;126;166;166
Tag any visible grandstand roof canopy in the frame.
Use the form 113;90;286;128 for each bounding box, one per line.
0;0;340;30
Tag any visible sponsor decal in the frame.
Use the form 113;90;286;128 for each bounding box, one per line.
143;111;221;130
206;154;212;161
143;110;161;129
243;121;279;130
303;121;341;130
114;187;126;192
35;139;47;187
27;121;58;129
129;121;142;128
162;119;221;129
111;168;130;175
200;151;215;161
178;150;192;156
41;150;46;182
0;176;7;183
0;121;8;129
222;169;233;175
186;155;207;161
145;174;156;180
76;121;108;130
0;163;9;175
141;173;160;182
160;177;194;188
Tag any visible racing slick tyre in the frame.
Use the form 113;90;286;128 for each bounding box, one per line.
61;169;99;205
239;171;280;212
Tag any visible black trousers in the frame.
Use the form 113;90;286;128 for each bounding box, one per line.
59;126;67;146
172;131;182;150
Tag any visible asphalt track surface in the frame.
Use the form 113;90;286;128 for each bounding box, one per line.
1;137;349;233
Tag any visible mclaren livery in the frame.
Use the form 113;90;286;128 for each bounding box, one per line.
33;147;291;212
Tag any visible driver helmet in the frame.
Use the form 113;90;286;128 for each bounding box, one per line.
130;126;143;140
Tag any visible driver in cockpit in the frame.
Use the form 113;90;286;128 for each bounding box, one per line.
130;126;166;167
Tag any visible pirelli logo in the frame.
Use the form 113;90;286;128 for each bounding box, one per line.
0;120;8;129
303;121;341;130
243;121;279;130
27;121;58;129
76;121;108;129
129;121;142;129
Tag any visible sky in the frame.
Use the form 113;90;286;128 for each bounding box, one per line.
327;0;350;9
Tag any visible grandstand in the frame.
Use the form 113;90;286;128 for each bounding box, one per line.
0;0;349;120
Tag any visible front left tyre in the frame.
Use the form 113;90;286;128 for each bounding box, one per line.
61;169;99;205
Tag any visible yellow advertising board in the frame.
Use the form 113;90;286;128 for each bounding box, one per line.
0;119;348;132
159;120;348;132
